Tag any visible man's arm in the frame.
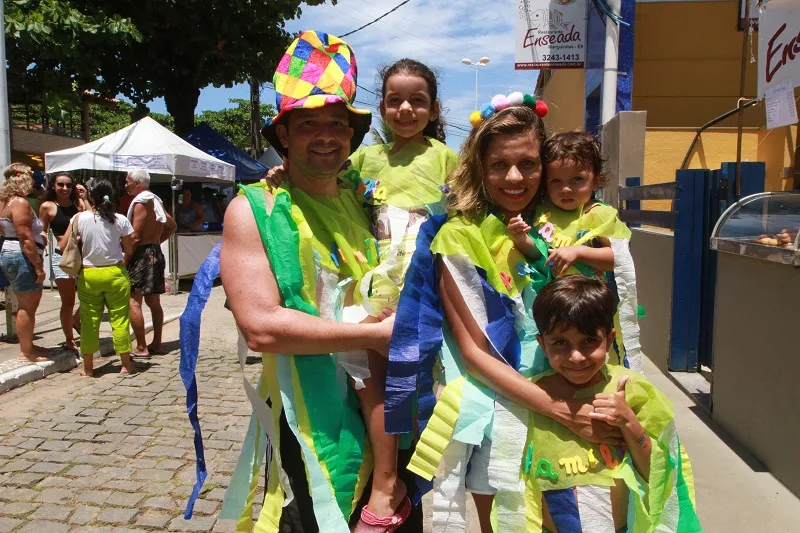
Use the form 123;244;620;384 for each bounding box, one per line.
221;194;392;355
160;213;177;243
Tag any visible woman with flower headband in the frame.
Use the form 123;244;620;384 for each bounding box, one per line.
385;96;698;531
72;178;136;377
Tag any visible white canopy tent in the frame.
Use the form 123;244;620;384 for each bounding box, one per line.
45;116;235;183
44;117;236;289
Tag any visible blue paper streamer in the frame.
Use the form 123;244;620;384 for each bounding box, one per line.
385;214;447;436
179;242;221;518
476;267;521;371
543;488;581;532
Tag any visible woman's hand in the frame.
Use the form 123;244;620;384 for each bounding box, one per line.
538;375;624;446
34;267;46;285
563;399;625;446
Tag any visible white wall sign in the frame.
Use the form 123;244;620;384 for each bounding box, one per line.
758;0;800;98
110;154;169;171
515;0;588;70
764;81;798;130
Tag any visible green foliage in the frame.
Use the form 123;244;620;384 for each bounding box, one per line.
197;99;276;150
5;0;142;107
5;0;333;136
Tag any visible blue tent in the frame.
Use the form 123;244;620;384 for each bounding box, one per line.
186;123;267;181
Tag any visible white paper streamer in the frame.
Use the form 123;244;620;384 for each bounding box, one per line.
656;421;680;533
359;205;413;314
488;396;528;531
432;441;469;533
576;485;615;533
317;271;372;390
611;238;643;373
442;255;508;364
236;330;294;507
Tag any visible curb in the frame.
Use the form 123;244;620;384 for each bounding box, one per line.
0;312;182;395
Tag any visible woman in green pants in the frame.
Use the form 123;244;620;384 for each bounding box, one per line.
74;178;136;376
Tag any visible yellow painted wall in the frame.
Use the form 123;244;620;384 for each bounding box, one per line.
641;128;760;210
538;0;796;193
540;69;585;133
634;0;761;128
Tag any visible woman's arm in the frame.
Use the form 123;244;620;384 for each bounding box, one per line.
121;233;135;258
11;201;45;283
38;201;54;236
439;261;622;445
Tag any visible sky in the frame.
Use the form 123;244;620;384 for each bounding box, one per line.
144;0;539;151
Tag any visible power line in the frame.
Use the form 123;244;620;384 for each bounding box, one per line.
357;84;377;96
332;3;536;90
341;0;414;37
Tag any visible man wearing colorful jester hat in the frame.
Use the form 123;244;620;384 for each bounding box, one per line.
220;31;419;532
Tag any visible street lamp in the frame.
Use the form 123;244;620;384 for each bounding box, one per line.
462;57;490;109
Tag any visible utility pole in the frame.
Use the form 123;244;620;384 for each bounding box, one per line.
600;0;621;126
250;76;262;159
0;0;16;340
734;0;752;200
0;0;11;174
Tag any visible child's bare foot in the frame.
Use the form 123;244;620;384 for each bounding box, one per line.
119;366;136;375
366;477;407;519
80;370;94;377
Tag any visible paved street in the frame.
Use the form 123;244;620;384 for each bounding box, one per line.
0;287;253;532
1;285;800;532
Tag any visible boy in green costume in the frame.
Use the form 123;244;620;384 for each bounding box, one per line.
522;275;701;533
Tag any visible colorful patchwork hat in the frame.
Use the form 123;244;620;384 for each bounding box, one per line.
262;30;372;156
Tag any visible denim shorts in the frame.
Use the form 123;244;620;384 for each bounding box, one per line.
0;249;43;293
49;249;73;280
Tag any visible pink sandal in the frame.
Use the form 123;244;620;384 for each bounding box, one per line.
353;497;412;532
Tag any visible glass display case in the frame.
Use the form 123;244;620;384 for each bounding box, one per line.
710;192;800;266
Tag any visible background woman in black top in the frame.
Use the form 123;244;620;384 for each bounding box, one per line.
39;172;85;353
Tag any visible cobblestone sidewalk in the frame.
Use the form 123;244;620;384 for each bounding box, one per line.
0;287;260;532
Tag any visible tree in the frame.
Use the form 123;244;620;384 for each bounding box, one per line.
6;0;332;137
87;101;173;139
5;1;142;111
197;99;276;151
89;0;332;136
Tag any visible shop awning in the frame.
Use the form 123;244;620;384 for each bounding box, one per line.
44;117;235;183
186;123;267;181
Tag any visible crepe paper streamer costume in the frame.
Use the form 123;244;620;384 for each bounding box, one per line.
533;200;643;372
338;138;458;317
179;242;221;518
516;365;702;533
385;211;563;518
178;182;380;532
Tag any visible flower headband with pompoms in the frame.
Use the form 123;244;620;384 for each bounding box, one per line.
468;92;548;127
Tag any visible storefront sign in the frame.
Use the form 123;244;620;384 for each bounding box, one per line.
758;0;800;98
515;0;587;70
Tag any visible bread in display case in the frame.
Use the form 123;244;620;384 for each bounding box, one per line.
710;192;800;266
